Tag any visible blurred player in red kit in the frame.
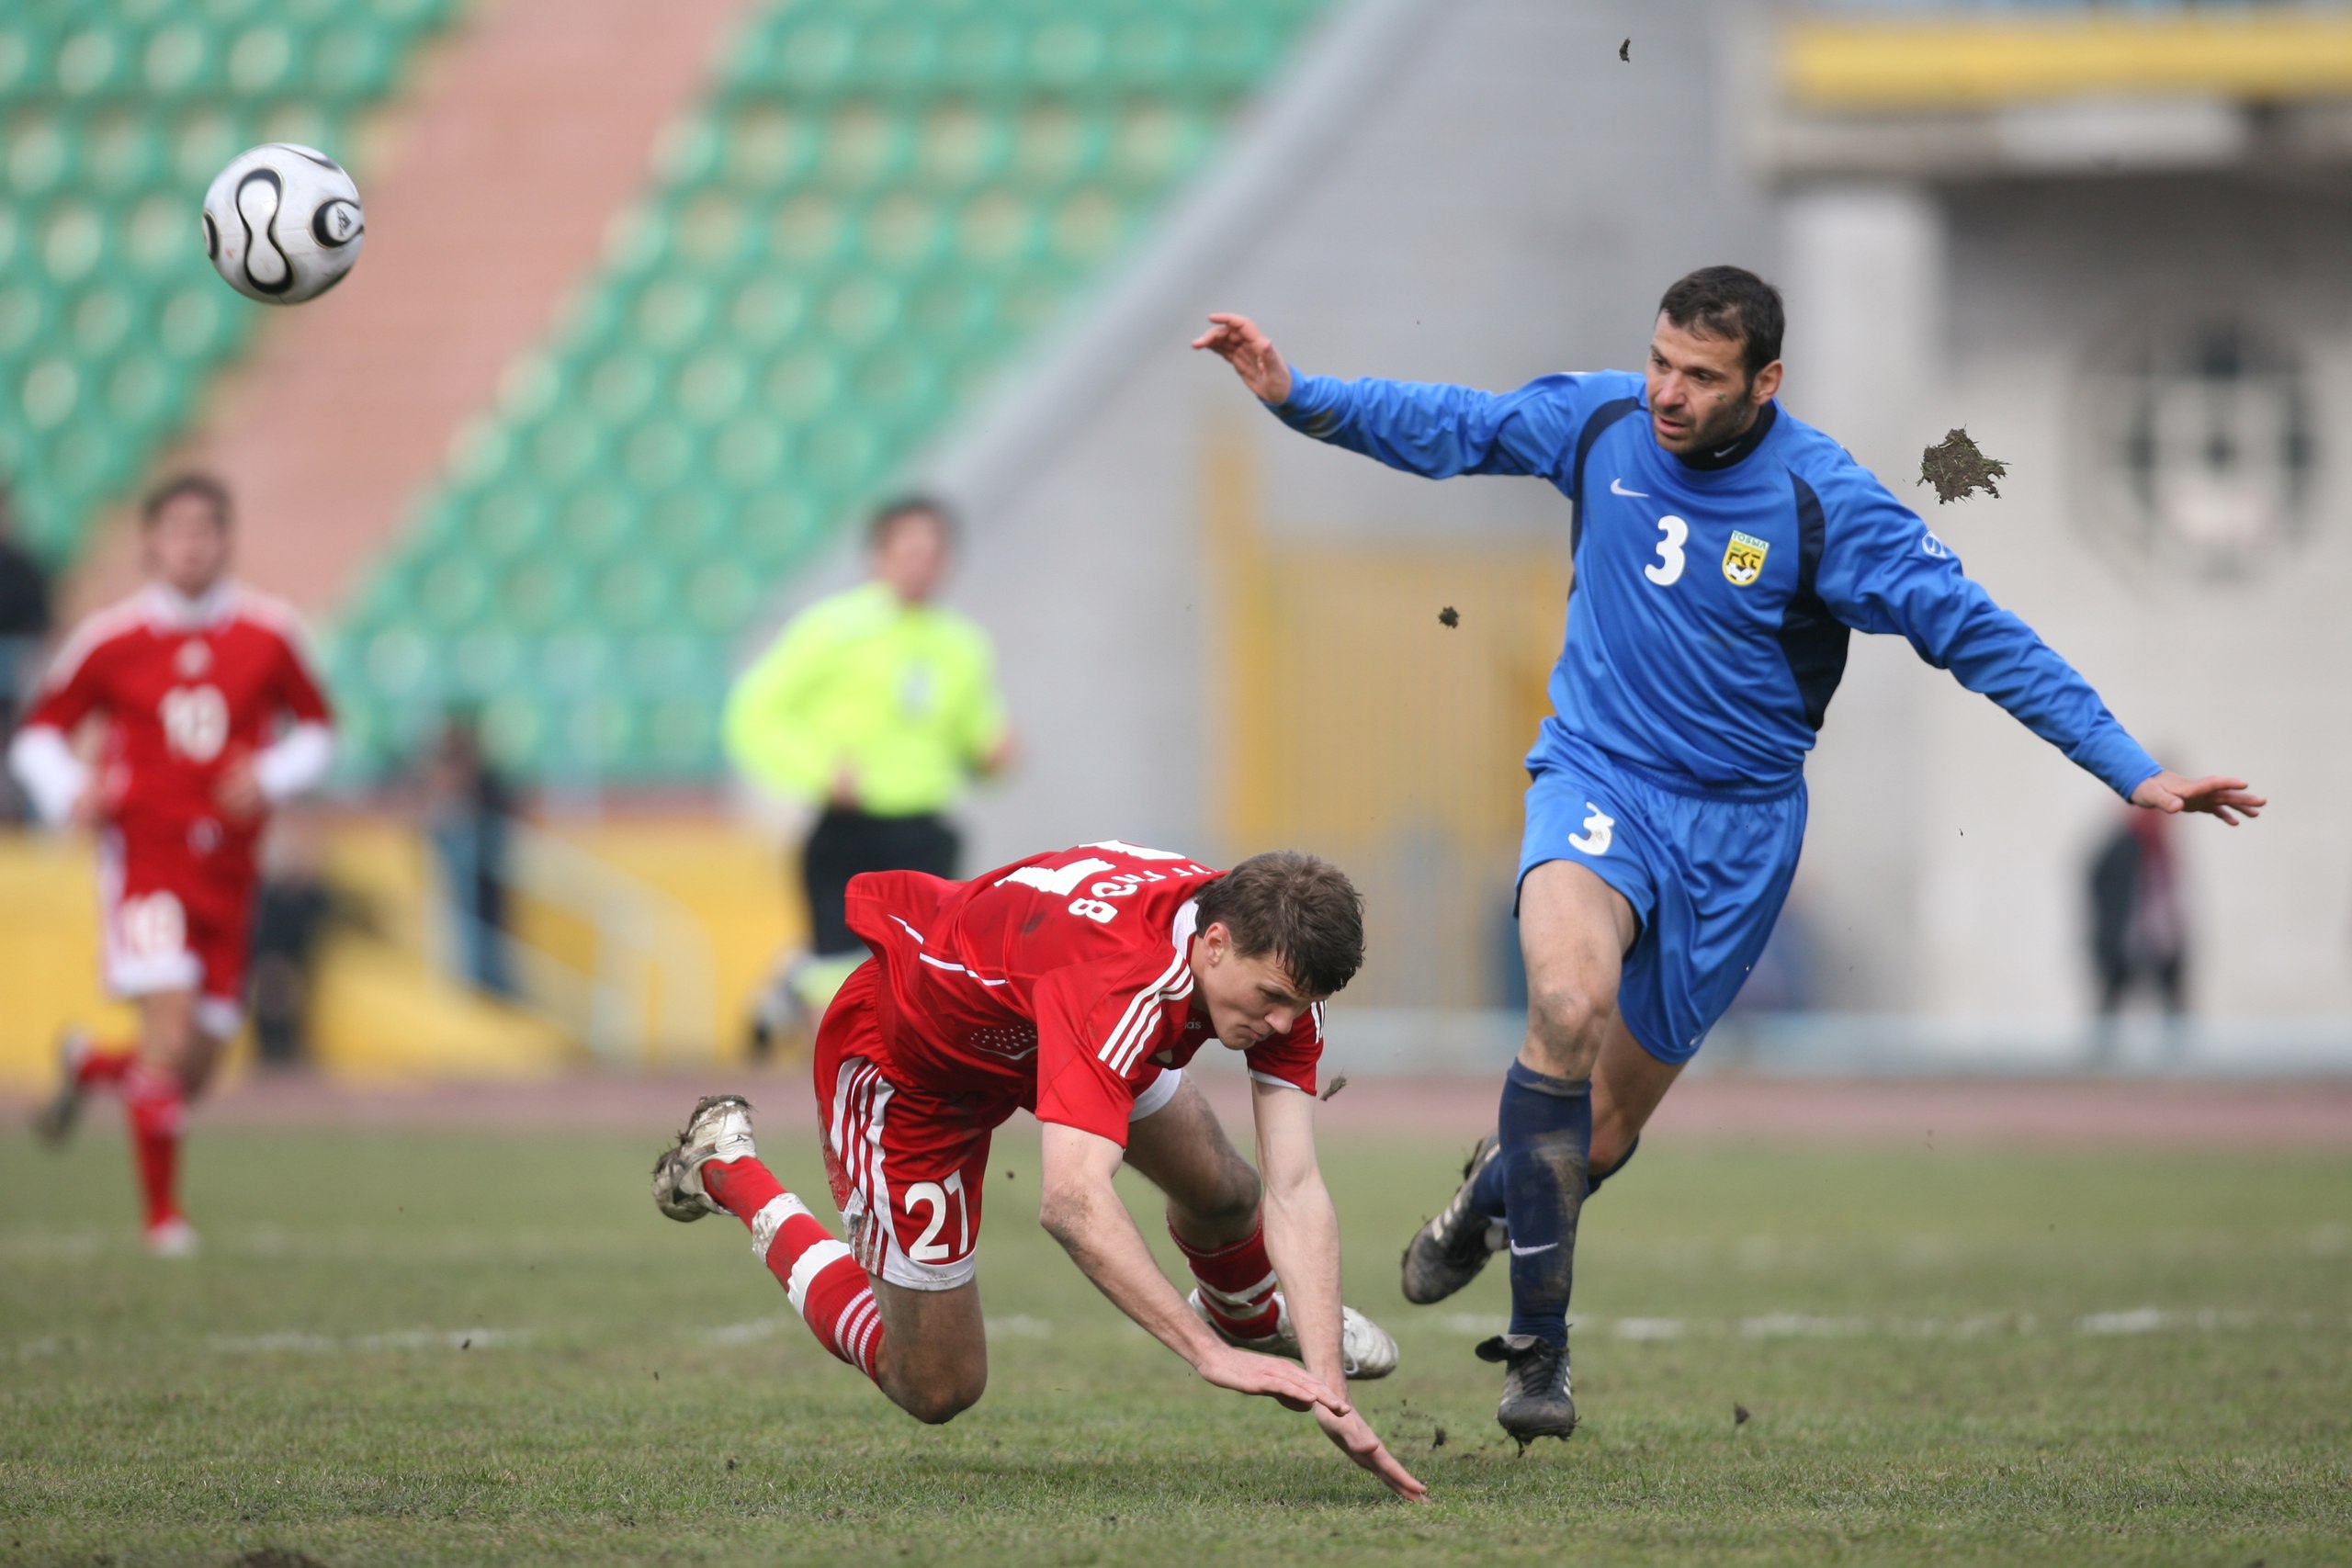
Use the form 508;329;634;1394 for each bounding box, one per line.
652;840;1427;1500
9;475;335;1255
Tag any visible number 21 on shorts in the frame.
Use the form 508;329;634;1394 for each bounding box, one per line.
906;1171;969;1263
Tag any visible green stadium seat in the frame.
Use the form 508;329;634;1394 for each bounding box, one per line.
70;286;136;357
541;628;614;695
581;350;662;426
104;351;179;428
56;27;131;98
817;274;901;347
711;414;789;490
311;22;394;100
470;484;553;562
6;119;74;202
620;420;700;491
644;486;724;557
526;409;606;486
417;558;491;631
169;106;244;186
0;23;52;100
722;272;809;350
770;190;853;266
719;104;818;189
226;22;300;96
593;561;673;633
674;347;752;423
762;349;842;422
774;17;856;93
553;489;633;559
494;559;583;636
448;628;521;696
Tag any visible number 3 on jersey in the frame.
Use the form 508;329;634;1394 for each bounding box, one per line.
1645;515;1689;587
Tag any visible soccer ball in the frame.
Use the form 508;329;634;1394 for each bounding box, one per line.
201;144;366;305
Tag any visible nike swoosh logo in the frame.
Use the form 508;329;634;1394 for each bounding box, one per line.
1609;478;1648;498
1508;1240;1558;1257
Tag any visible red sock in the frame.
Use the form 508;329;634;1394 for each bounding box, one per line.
704;1157;885;1381
74;1042;137;1089
120;1064;185;1229
1173;1216;1282;1339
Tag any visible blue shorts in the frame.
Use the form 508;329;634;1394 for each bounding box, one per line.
1517;724;1807;1065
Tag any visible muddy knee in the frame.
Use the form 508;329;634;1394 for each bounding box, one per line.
1524;986;1608;1077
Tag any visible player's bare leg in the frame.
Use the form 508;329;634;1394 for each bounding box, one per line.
1125;1074;1397;1378
1461;859;1640;1446
866;1277;988;1424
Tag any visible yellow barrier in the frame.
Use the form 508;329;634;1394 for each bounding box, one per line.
0;814;800;1089
1784;13;2352;111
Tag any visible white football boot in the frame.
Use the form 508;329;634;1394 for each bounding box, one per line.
1187;1288;1401;1380
650;1094;758;1222
144;1216;200;1258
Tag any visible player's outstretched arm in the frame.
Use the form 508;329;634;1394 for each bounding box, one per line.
1193;312;1587;482
1037;1122;1350;1418
1252;1081;1429;1501
2130;771;2265;827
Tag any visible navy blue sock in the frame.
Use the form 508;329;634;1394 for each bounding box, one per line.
1497;1061;1592;1348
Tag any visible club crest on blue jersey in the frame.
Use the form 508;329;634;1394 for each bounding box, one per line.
1722;530;1770;586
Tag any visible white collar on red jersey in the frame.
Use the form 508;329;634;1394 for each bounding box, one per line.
1170;897;1200;969
145;580;239;630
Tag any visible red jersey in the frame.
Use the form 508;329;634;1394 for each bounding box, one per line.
24;583;333;852
843;840;1325;1145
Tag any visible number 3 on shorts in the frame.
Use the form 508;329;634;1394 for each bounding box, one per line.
1567;803;1614;857
906;1172;969;1263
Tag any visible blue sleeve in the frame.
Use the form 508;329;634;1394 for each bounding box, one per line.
1268;370;1629;494
1812;467;2162;801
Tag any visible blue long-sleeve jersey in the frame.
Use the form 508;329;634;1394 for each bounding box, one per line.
1272;368;2161;799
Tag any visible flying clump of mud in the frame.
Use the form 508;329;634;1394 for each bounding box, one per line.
1918;428;2009;504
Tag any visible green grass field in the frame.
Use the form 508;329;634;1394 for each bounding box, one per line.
3;1117;2346;1567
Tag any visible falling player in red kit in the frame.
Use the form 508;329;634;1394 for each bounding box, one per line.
652;841;1428;1500
9;475;334;1255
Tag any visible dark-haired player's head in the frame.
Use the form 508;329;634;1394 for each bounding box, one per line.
141;473;233;598
1189;851;1364;1051
1647;265;1785;457
868;495;955;605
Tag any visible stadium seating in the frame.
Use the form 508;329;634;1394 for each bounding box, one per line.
0;0;455;566
328;0;1336;782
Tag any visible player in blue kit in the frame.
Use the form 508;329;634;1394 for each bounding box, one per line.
1194;266;2265;1446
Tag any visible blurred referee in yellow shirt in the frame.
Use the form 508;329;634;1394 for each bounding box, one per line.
725;497;1014;1055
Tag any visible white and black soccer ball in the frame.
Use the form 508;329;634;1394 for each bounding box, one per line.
201;143;365;305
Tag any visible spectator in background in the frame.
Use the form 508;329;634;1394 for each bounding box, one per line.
2086;803;2188;1056
423;710;515;998
724;496;1013;1058
0;480;54;822
248;808;342;1068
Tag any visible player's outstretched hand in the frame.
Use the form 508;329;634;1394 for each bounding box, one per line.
1195;1344;1349;1418
2131;771;2266;827
1316;1406;1430;1502
1192;313;1293;406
